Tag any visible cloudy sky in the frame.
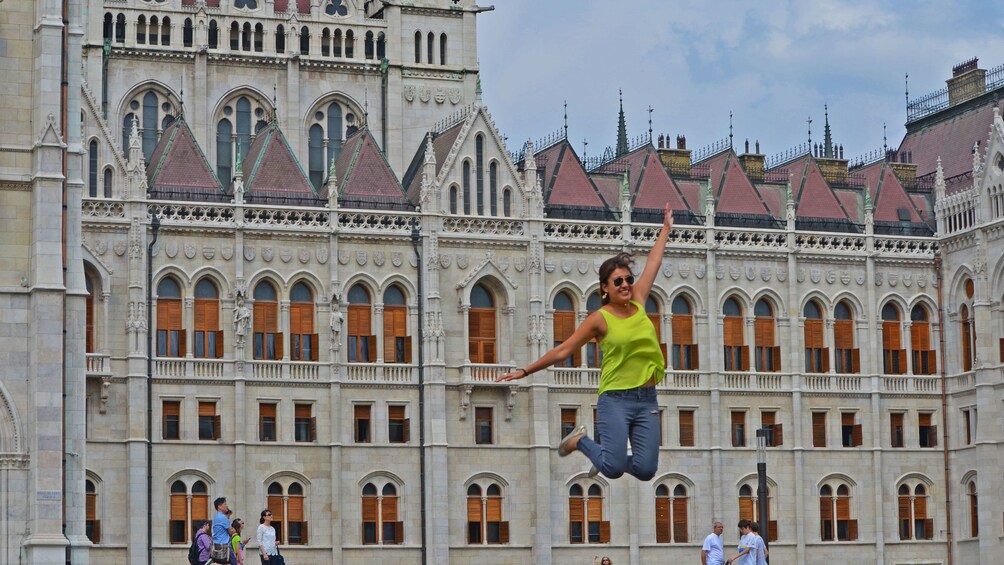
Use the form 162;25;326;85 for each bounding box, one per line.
477;0;1004;163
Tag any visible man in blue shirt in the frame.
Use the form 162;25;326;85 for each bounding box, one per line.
212;497;237;561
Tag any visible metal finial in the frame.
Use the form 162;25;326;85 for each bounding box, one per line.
807;116;813;145
905;73;909;107
883;122;888;152
647;105;653;142
729;111;734;147
583;138;588;161
564;100;568;138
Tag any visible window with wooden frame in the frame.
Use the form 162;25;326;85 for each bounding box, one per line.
655;483;689;543
170;480;208;544
811;411;827;448
569;483;609;544
198;401;220;440
898;483;932;540
645;296;667;364
967;480;978;537
910;305;936;375
761;411;783;447
469;283;497;364
383;286;411;363
156;278;185;357
833;301;859;373
739;484;778;541
290;282;318;362
266;482;287;544
840;412;862;447
553;291;580;367
259;402;277;441
286;482;308;544
890;412;905;448
723;298;748;371
475;406;494;445
819;484;856;541
918;412;938;448
671;295;698;370
560;407;577;440
362;482;403;544
960;303;974;372
962;407;975;445
467;483;509;544
388;405;410;443
354;404;371;443
253;281;282;361
679;409;695;447
163;400;181;440
85;276;96;353
86;480;100;543
193;278;222;359
881;304;906;375
348;284;375;362
803;301;828;373
731;410;746;447
754;299;780;372
586;293;604;367
294;403;316;442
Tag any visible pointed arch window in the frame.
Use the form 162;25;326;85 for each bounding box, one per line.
414;31;422;63
467;483;508;544
362;482;402;544
115;13;126;43
440;33;448;64
383;285;411;363
183;18;193;47
502;188;512;217
103;168;112;198
804;300;827;373
290;282;318;361
157;278;184;357
449;185;459;214
469;283;496;364
307;101;349;189
300;26;310;56
645;296;667;363
427;31;434;66
275;24;286;53
569;483;609;544
881;303;906;374
137;15;146;44
160;16;171;45
308;124;324;189
655;483;688;543
170;479;209;544
348;284;375;362
344;29;354;58
208;20;219;49
462;160;472;214
364;31;374;59
216;118;233;185
834;301;859;373
967;480;978;537
253;281;281;360
898;483;932;540
88;140;99;197
86;479;101;543
103;13;113;42
553;291;578;367
142;91;159;161
475;135;485;215
489;161;498;216
149;16;159;46
586;292;603;367
85;276;96;353
911;305;936;375
723;298;747;371
253;23;263;52
960;298;975;372
194;278;222;359
754;298;779;372
671;295;697;370
376;32;386;59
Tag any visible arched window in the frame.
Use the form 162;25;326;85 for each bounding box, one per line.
449;185;459;214
103;13;113;42
469;283;496;364
183;18;193;47
569;483;609;544
321;28;331;56
960;279;975;371
739;482;777;541
103;168;112;198
149;16;159;46
834;301;859;373
489;161;498;216
85;276;96;353
881;303;905;374
216;118;232;185
467;482;508;544
88;140;98;197
253;281;281;360
344;29;354;58
208;20;219;49
115;13;126;43
655;483;688;543
157;278;183;357
723;297;747;371
253;23;263;52
414;31;421;63
427;31;434;66
376;32;386;59
217;95;269;184
462;160;472;214
289;283;317;361
911;305;936;374
967;480;978;537
671;295;697;370
142;91;159;161
553;291;578;367
170;479;209;544
348;284;374;362
502;188;512;217
586;292;603;367
362;481;401;544
86;479;100;543
383;285;411;363
440;32;447;64
194;278;222;359
364;31;374;59
137;15;146;44
754;298;779;372
331;28;343;56
267;481;308;544
160;16;171;46
299;26;310;56
229;21;239;51
306;101;350;189
475;135;485;215
804;300;827;373
819;483;856;541
308;124;324;189
645;296;666;362
898;482;932;540
275;24;286;53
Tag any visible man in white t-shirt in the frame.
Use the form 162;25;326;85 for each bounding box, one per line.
725;519;755;565
750;521;767;565
701;521;725;565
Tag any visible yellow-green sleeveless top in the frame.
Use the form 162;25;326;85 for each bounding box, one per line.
597;300;665;394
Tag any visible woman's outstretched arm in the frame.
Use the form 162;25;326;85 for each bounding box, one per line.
631;203;673;305
496;311;605;382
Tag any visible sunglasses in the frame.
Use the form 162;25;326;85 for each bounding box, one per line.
611;275;635;287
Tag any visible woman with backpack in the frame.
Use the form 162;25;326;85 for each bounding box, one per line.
230;518;245;565
189;521;212;565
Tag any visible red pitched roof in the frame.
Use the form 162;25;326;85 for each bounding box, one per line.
332;129;410;208
403;123;462;203
243;122;316;200
899;99;1004;182
674;179;703;212
537;141;610;209
791;158;850;220
835;190;859;221
590;173;622;208
856;161;923;223
758;184;784;217
710;151;771;215
146;118;225;199
613;145;690;212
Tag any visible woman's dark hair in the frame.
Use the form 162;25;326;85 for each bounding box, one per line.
232;518;242;531
260;509;271;524
598;252;634;305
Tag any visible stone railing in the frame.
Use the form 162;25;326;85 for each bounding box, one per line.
551;367;601;387
82;199;126;219
243;206;328;229
461;363;515;384
85;353;112;376
442;217;524;236
947;371;975;393
154;358;227;379
149;203;235;226
881;375;941;393
801;374;864;392
344;363;417;384
660;371;702;389
720;372;788;391
543;220;622;243
337;211;418;234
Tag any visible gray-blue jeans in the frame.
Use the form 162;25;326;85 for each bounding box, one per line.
576;386;659;480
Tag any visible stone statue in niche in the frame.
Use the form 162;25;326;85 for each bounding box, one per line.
233;295;251;339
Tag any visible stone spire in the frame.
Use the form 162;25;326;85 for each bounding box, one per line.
934;156;946;200
232;139;245;204
325;158;338;210
127;114;143;169
616;90;628;157
619;173;631;220
823;105;834;158
419;132;437;208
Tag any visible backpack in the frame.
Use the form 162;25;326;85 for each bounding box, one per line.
188;530;205;565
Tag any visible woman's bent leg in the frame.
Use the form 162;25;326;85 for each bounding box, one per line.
575;393;630;478
625;387;660;480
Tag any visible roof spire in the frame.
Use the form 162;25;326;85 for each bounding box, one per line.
272;80;279;122
178;74;185;119
807;116;812;146
729;111;734;148
235;138;243;179
563;100;568;139
823;105;833;158
583;138;588;161
905;72;910;110
883;122;888;153
616;90;628;157
647;105;653;143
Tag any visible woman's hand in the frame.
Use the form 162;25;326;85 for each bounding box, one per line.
663;203;673;232
496;368;528;382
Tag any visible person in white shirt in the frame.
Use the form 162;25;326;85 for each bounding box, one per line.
701;521;725;565
255;509;279;564
725;519;755;565
750;521;767;565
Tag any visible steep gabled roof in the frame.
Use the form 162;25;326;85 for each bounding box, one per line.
789;157;851;220
703;150;771;216
856;161;924;223
899;98;1004;180
242;121;317;201
146;118;226;200
674;179;703;212
604;145;691;212
536;140;611;209
402;122;463;203
329;129;411;209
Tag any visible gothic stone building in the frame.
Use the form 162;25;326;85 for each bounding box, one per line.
4;1;1004;564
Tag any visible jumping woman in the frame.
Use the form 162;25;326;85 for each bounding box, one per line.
497;204;672;481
